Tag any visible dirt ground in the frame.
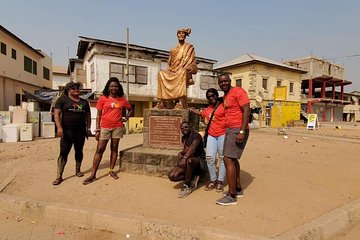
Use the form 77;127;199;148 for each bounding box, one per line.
0;122;360;239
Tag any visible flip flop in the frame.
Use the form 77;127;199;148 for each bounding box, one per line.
83;176;96;185
108;171;119;180
76;171;84;177
52;178;63;185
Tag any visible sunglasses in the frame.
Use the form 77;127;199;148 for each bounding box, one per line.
180;126;189;130
70;86;80;90
206;93;216;100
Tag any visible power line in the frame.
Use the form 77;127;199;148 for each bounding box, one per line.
323;53;360;61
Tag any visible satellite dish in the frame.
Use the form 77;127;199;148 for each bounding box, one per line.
351;96;358;102
255;95;263;103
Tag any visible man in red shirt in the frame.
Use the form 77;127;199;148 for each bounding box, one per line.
216;73;251;206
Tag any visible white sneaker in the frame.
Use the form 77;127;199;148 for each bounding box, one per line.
178;184;192;198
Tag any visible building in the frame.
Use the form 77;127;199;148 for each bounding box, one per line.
215;53;306;127
343;91;360;122
284;56;352;122
71;36;218;117
68;58;86;87
52;66;70;90
0;25;52;111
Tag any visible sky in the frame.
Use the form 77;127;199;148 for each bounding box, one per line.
1;0;359;91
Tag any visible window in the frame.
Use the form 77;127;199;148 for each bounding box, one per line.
262;78;268;91
200;75;220;90
277;80;281;87
32;61;37;75
109;63;148;84
160;61;167;70
16;94;27;105
135;66;148;84
235;78;242;87
1;42;6;55
90;63;95;82
290;82;294;93
24;56;32;72
11;48;16;59
110;62;123;82
43;67;50;80
24;56;37;75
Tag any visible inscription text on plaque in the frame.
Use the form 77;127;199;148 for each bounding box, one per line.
149;116;182;147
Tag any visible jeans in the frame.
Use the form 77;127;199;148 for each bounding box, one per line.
205;134;226;182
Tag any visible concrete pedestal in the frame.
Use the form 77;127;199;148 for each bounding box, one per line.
119;108;199;178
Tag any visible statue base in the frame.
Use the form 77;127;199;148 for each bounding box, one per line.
119;108;200;178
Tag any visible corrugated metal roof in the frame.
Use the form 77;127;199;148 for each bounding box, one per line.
76;36;217;64
215;53;306;73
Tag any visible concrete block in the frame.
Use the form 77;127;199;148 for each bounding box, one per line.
202;226;270;240
43;204;89;228
0;194;27;215
345;199;360;224
143;165;157;176
120;151;133;163
127;164;143;175
160;155;177;167
154;166;171;178
130;152;146;164
140;221;199;240
144;155;161;165
318;208;350;239
91;211;142;236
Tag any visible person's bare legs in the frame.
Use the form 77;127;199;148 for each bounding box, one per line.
83;139;108;184
234;160;241;189
108;138;120;179
168;166;185;182
184;157;200;185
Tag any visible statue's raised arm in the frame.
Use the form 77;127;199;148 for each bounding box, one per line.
156;28;197;109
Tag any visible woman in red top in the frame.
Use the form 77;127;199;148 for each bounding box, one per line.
189;88;226;192
83;77;133;185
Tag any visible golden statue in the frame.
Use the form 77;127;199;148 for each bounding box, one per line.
156;28;197;109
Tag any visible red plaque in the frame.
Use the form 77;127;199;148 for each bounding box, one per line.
149;116;182;147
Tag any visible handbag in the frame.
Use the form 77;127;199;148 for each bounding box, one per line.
203;102;220;148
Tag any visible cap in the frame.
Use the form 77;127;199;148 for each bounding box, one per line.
64;81;80;90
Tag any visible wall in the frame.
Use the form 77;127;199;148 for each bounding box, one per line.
0;31;52;88
225;63;303;106
0;29;52;110
285;57;344;80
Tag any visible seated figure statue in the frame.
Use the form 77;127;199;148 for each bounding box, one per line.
156;28;197;109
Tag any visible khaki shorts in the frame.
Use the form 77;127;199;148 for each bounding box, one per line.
99;127;124;140
223;128;249;159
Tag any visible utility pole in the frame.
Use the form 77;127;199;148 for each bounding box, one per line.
125;28;130;134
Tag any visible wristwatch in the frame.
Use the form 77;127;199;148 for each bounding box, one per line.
239;130;245;135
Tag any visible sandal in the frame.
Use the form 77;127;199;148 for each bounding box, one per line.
52;178;63;185
108;171;119;180
83;176;96;185
76;171;84;177
204;181;215;191
216;181;224;192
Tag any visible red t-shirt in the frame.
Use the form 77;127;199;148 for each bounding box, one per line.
201;103;226;137
223;87;250;128
96;96;132;128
